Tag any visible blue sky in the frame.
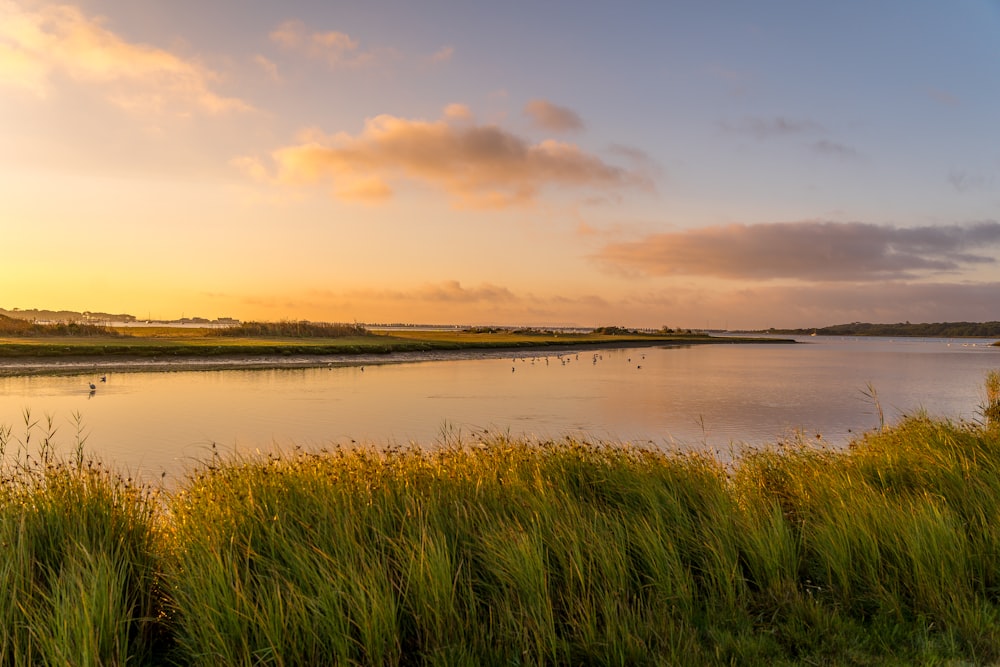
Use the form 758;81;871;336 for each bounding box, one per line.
2;0;998;327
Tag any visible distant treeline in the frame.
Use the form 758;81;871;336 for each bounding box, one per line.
0;314;124;337
777;321;1000;338
211;320;371;338
0;307;135;322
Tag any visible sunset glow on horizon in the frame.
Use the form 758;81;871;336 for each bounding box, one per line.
2;1;999;329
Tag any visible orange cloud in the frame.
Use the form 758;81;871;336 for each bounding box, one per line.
233;281;620;326
253;54;280;81
269;19;373;68
443;102;472;120
524;99;584;132
258;108;646;208
0;1;249;113
596;221;1000;282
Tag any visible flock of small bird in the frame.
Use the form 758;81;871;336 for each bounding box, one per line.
84;351;650;390
511;352;645;373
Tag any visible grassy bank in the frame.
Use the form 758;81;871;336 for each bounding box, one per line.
0;327;784;361
3;391;1000;664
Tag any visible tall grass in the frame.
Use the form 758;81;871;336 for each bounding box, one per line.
0;454;168;664
0;313;124;337
4;373;1000;664
984;369;1000;429
209;320;371;338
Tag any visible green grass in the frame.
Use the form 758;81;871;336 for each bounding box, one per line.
5;383;1000;664
0;327;782;360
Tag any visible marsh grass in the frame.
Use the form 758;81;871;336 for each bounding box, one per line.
0;448;168;665
984;369;1000;429
0;328;734;362
5;377;1000;664
209;320;372;338
0;314;122;338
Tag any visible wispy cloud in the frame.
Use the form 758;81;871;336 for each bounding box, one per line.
253;54;280;82
596;220;1000;282
719;115;861;160
811;139;861;160
238;281;619;326
0;1;249;114
719;115;823;139
948;169;995;193
368;281;518;304
611;281;1000;330
243;106;649;208
928;88;959;106
430;45;454;63
233;278;1000;329
443;102;473;120
524;99;584;132
269;19;374;68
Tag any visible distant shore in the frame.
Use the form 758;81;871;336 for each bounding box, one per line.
0;333;794;377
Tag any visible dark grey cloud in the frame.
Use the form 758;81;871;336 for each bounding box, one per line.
596;220;1000;282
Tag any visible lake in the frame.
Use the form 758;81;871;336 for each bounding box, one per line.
1;336;998;483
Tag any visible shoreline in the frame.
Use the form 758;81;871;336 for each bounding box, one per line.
0;337;794;377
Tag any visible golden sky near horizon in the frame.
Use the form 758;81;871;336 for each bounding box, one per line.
2;0;999;328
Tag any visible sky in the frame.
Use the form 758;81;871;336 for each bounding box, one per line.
1;0;999;329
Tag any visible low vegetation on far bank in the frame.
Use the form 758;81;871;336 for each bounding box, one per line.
209;320;372;338
2;374;1000;665
0;313;122;337
775;320;1000;338
0;319;775;363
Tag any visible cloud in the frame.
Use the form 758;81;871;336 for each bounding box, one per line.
705;281;1000;329
255;107;647;208
335;177;393;203
811;139;861;160
524;99;584;132
253;54;280;81
720;116;823;139
392;280;517;304
928;88;959;106
949;169;994;193
227;275;1000;330
606;281;1000;330
720;115;860;160
239;281;619;327
607;143;663;181
0;1;249;113
596;220;1000;282
443;102;472;120
431;45;454;63
269;19;373;68
230;155;270;183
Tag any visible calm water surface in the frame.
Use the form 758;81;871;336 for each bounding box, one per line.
1;336;998;482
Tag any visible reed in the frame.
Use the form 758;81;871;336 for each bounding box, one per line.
0;454;169;665
3;374;1000;664
984;369;1000;429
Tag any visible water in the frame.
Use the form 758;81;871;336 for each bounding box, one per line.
1;336;997;482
